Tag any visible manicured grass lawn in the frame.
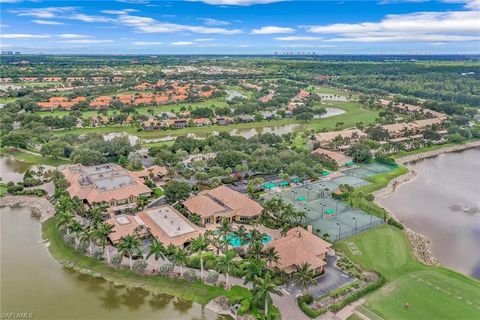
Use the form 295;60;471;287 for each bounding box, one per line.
347;165;409;219
0;148;70;167
308;85;358;99
393;139;480;159
346;314;363;320
42;217;252;306
52;101;378;140
336;225;480;320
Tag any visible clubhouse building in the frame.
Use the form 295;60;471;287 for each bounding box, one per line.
183;185;263;225
266;227;332;275
106;205;200;247
62;163;152;208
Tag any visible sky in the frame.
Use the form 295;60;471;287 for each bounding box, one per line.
0;0;479;54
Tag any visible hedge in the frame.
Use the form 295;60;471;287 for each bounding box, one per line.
387;218;405;230
329;275;386;312
238;298;251;315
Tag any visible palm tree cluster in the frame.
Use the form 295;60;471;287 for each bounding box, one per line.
261;197;307;235
55;196;115;263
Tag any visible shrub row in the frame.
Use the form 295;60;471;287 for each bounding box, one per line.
297;295;327;319
387;218;405;230
329;275;386;313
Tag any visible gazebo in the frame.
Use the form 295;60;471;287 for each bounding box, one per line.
279;181;289;187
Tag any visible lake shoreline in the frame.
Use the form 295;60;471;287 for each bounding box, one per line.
374;141;480;268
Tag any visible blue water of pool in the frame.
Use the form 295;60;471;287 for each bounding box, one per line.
226;233;272;247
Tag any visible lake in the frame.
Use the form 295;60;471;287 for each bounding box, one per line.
0;206;221;320
0;156;221;319
378;148;480;278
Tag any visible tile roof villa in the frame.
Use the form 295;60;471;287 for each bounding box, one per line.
183;185;263;225
106;205;200;247
62;163;152;208
266;227;332;274
312;147;353;167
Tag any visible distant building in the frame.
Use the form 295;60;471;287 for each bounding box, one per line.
312;148;352;167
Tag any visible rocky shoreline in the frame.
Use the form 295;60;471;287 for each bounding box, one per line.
0;195;55;222
373;141;480;266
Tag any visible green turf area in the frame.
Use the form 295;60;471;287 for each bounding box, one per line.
346;314;363;320
0;148;70;167
42;216;252;306
0;183;7;197
308;85;358;98
336;225;480;320
52;101;378;140
393;139;480;159
0;97;17;104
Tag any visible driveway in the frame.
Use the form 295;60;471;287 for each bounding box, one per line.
284;255;355;297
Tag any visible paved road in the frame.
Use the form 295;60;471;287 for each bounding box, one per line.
284;255;355;296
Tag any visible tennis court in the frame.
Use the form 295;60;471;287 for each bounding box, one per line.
266;181;384;241
262;162;395;241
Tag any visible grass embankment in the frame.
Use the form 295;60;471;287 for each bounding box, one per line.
0;148;70;167
393;139;480;159
336;225;480;320
42;217;251;305
347;165;409;219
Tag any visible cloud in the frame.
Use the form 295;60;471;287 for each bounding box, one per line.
13;7;76;19
117;0;150;4
0;33;51;39
58;34;92;38
251;26;294;34
133;41;163;45
306;10;480;42
199;18;230;26
101;9;138;15
189;0;284;6
59;39;113;44
194;38;215;41
68;14;112;23
31;20;65;25
171;41;196;46
275;36;321;41
117;14;242;34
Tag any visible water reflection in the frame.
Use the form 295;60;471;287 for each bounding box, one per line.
0;207;220;319
379;148;480;278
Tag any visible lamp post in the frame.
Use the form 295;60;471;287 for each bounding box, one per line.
335;200;339;214
353;217;357;234
336;222;342;241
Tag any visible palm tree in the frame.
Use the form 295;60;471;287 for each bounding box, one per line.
234;225;249;247
189;235;209;282
67;220;84;245
215;249;237;288
171;247;188;277
293;262;317;294
136;195;149;211
252;272;283;316
243;258;267;287
117;235;141;270
93;222;114;263
262;247;280;268
147;238;166;272
217;218;232;252
248;240;263;260
80;227;94;254
56;210;74;235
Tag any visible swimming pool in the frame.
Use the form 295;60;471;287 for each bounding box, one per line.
225;233;272;248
